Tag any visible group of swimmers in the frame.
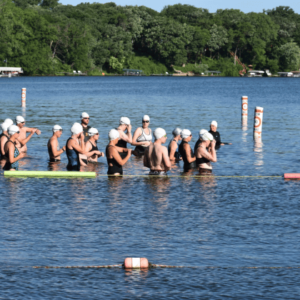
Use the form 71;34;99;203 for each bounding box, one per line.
0;113;229;175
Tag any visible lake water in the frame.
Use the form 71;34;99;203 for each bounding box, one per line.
0;76;300;299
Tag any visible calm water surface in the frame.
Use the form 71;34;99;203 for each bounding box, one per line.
0;77;300;299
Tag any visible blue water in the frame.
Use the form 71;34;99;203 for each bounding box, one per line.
0;77;300;299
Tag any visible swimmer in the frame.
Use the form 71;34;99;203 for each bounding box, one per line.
66;123;87;171
47;125;66;162
81;112;91;142
132;115;152;156
106;129;132;175
209;120;231;147
15;116;41;153
179;129;196;172
144;128;171;175
84;128;104;163
3;125;26;171
0;119;13;160
195;129;217;174
168;127;182;162
116;117;132;158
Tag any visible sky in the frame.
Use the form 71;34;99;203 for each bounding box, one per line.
58;0;300;14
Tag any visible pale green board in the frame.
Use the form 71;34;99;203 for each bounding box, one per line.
4;171;96;178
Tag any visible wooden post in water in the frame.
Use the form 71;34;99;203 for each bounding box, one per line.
21;88;26;107
254;106;263;139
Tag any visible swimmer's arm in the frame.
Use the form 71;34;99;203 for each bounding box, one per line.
111;147;131;166
25;127;41;135
162;147;171;171
120;126;132;144
18;129;36;146
70;136;86;154
201;143;217;162
115;146;130;153
144;148;150;168
0;136;8;156
50;139;65;157
169;141;177;161
131;128;143;146
183;143;196;163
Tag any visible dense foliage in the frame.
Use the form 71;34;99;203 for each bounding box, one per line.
1;0;300;75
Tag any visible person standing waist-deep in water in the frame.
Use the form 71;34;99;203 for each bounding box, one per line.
15;115;41;153
84;127;104;163
195;129;217;174
106;129;132;176
116;117;132;158
47;125;66;162
168;127;182;162
0;119;13;162
3;125;26;171
132;115;152;156
179;129;196;172
66;123;87;171
144;128;171;175
209;120;231;148
80;112;91;142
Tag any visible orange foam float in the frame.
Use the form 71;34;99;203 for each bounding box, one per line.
284;173;300;179
123;257;149;269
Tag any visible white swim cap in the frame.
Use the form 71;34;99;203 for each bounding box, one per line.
181;129;192;139
120;117;130;125
108;129;119;141
8;125;20;135
81;112;89;119
143;115;150;121
71;122;83;134
53;125;62;132
199;129;213;141
1;122;11;132
172;128;182;137
4;119;13;126
16;116;25;124
211;120;218;127
154;128;167;140
88;127;98;136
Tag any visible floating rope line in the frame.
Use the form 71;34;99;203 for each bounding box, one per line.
102;175;283;178
29;265;300;270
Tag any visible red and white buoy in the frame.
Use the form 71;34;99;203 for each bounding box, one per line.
242;96;248;120
21;88;26;107
123;257;149;269
254;106;263;139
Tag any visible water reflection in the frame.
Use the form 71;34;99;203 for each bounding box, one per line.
254;137;263;167
22;107;26;119
196;175;217;203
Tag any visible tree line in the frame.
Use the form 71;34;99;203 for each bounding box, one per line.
1;0;300;76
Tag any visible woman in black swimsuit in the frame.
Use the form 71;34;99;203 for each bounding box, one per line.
179;129;196;172
84;127;104;163
106;129;131;175
195;129;217;174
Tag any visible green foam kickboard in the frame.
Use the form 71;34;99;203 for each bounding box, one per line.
4;171;96;178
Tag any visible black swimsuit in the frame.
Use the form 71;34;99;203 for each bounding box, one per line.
0;133;9;159
116;130;128;159
168;139;181;160
179;141;196;171
106;145;123;175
